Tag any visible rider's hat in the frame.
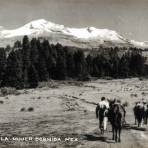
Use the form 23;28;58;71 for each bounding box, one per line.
101;97;105;101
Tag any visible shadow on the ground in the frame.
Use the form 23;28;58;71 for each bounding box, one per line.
123;123;146;131
82;134;115;143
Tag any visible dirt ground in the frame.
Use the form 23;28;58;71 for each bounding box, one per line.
0;78;148;148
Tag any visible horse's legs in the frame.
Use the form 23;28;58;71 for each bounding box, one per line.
118;128;121;142
102;128;104;134
138;119;140;127
99;119;102;131
147;112;148;125
135;117;137;125
141;118;143;127
115;128;118;142
112;126;115;140
138;118;143;127
144;117;146;125
144;116;147;125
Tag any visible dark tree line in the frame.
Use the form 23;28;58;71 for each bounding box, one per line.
0;35;147;89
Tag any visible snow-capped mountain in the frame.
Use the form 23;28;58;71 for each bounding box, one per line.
0;19;147;49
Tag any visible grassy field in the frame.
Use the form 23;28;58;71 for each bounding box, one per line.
0;78;148;148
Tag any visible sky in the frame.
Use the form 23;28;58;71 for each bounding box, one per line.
0;0;148;41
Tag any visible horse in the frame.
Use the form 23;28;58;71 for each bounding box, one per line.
108;101;125;143
143;104;148;125
96;103;108;134
133;103;145;127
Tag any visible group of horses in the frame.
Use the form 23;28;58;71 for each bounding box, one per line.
96;98;148;143
133;101;148;127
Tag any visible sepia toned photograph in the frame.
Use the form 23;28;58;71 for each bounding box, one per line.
0;0;148;147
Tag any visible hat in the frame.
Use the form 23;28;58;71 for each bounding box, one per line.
101;97;105;101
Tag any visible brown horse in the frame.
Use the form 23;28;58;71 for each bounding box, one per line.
108;102;125;142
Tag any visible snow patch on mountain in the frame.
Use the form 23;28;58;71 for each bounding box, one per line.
131;40;148;49
67;27;123;41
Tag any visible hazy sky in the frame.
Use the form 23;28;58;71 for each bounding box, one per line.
0;0;148;41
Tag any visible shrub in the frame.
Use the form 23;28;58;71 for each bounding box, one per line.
20;107;25;112
28;107;34;112
1;87;19;96
0;101;4;104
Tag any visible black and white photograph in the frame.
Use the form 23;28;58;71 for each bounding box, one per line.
0;0;148;147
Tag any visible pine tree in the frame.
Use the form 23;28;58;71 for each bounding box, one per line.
2;50;23;88
22;35;30;87
119;55;129;77
47;54;56;79
30;38;39;65
28;65;39;88
129;50;145;76
42;39;50;60
86;54;93;75
74;50;87;77
66;52;75;78
13;40;22;50
0;48;6;86
55;55;67;80
92;57;99;77
5;45;11;54
92;55;105;77
53;43;67;80
37;39;49;81
38;57;49;81
110;56;120;78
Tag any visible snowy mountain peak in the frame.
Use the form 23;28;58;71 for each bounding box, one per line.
24;19;64;30
0;19;65;38
0;19;147;49
0;19;125;45
27;19;48;25
24;19;49;29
